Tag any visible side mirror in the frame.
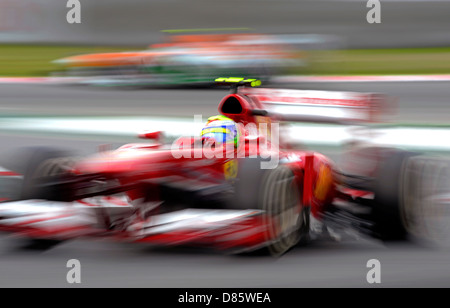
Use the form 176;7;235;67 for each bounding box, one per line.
138;130;164;141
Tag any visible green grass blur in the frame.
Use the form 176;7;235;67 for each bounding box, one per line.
300;47;450;75
1;44;450;76
0;44;140;76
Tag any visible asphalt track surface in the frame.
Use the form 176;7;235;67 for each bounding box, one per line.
1;82;450;287
0;81;450;124
2;232;450;288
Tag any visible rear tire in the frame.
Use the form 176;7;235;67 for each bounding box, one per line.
400;156;450;247
373;150;419;240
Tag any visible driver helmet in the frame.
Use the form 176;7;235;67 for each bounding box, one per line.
201;115;240;149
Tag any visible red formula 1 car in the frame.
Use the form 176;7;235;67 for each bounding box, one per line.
0;79;439;255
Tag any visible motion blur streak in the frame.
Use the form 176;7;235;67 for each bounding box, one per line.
1;0;450;288
52;32;322;87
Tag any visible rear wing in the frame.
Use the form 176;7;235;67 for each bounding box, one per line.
240;87;389;124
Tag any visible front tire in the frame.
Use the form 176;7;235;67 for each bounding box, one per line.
18;147;77;201
261;165;306;255
7;147;76;250
230;158;307;256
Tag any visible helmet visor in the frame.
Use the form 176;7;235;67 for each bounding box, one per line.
201;125;236;147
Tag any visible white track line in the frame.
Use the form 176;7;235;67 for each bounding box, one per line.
0;77;84;84
1;116;450;151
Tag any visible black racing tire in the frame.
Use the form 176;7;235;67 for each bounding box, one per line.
2;147;76;250
372;150;419;241
400;156;450;247
15;147;76;201
229;157;307;256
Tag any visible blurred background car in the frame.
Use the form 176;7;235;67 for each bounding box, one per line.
52;31;334;86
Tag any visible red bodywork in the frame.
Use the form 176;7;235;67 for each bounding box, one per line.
74;88;338;217
0;87;352;253
63;88;339;250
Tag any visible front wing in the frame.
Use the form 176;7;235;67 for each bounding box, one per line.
0;197;272;253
